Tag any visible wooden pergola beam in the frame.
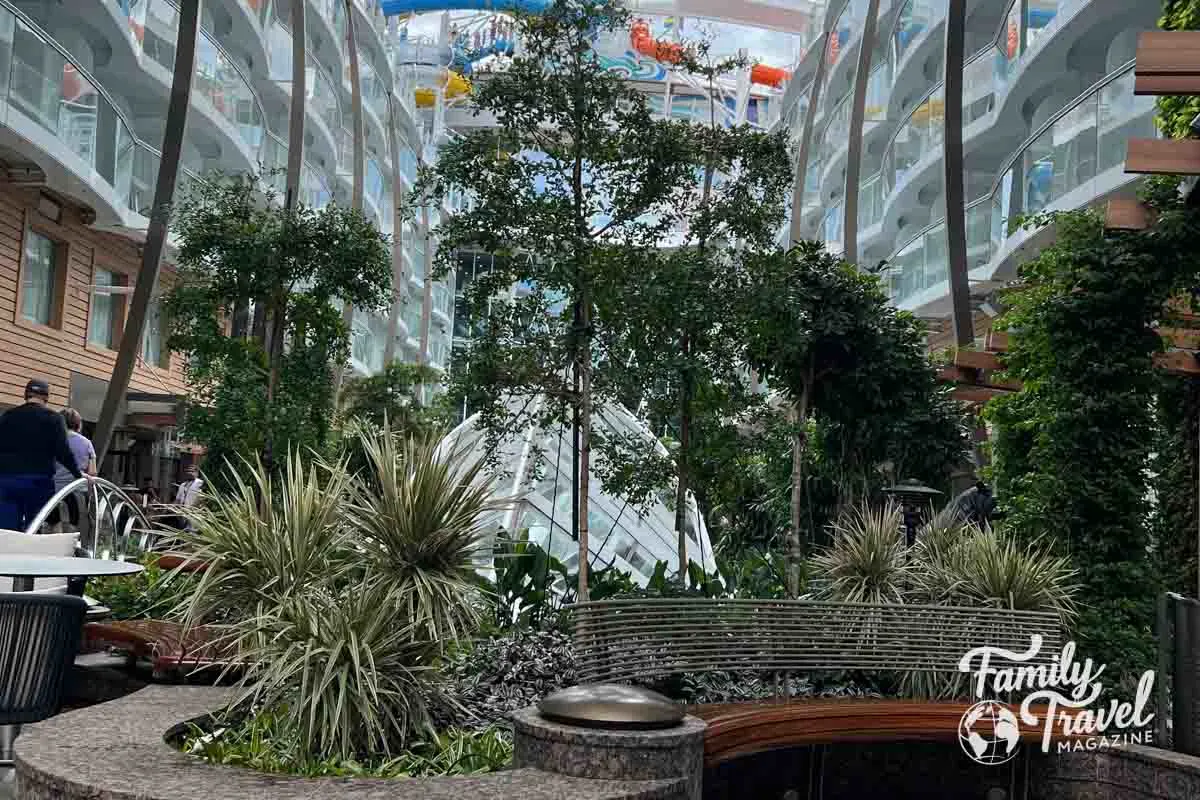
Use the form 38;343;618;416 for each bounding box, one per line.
1125;138;1200;175
1156;349;1200;377
1105;197;1151;231
1134;31;1200;95
954;349;1003;372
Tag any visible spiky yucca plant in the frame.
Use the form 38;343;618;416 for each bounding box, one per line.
168;450;354;628
951;529;1078;621
345;429;509;644
234;583;434;760
810;502;909;604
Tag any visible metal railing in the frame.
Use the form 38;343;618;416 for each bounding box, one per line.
573;598;1063;693
24;477;154;562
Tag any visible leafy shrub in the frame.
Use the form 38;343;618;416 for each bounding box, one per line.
186;711;511;778
87;555;195;620
433;626;577;731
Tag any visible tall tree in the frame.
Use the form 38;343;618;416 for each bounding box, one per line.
165;173;390;483
741;243;906;597
596;46;792;576
421;0;694;599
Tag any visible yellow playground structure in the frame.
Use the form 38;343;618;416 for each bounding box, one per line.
415;70;471;108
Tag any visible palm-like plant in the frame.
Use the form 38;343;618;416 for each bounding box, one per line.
951;529;1078;622
167;450;355;628
233;582;434;761
810;502;909;604
345;428;509;644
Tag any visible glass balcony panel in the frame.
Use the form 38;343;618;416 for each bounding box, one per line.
965;201;992;269
366;155;385;205
309;60;341;136
963;50;996;126
1025;0;1059;51
823;203;843;252
141;0;178;72
820;91;852;164
359;58;389;123
0;9;12;102
922;226;947;291
857;172;884;230
864;61;890;124
8;19;109;172
1099;71;1154;173
892;0;937;65
1048;92;1098;201
829;0;868;68
989;167;1013;252
993;2;1021;87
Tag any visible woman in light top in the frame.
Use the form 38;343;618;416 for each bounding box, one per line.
50;407;96;531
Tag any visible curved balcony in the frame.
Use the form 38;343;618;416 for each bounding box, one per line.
0;0;207;232
265;15;341;171
263;131;333;209
364;152;385;216
431;281;453;327
349;0;391;75
882;62;1154;312
356;55;390;151
305;0;348;79
117;0;269;172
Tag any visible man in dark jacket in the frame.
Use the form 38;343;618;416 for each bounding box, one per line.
0;379;85;531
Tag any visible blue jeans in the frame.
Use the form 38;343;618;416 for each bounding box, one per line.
0;473;55;531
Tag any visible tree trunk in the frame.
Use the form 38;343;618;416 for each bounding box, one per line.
787;381;810;599
674;336;691;579
577;291;592;602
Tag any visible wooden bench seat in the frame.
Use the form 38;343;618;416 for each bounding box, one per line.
83;619;234;680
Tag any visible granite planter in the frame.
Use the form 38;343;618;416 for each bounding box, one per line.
13;686;690;800
512;706;706;800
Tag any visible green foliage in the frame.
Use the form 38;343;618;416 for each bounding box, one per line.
86;554;194;620
344;431;506;643
809;504;1079;623
1153;374;1200;594
1158;0;1200;139
489;530;569;629
339;362;451;435
433;627;576;731
738;242;969;593
810;503;908;604
167;429;500;762
165;171;390;486
186;711;511;778
985;186;1200;685
422;0;698;487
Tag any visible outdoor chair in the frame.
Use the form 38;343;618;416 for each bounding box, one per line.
0;593;88;765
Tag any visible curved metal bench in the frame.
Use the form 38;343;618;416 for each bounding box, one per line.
572;598;1064;690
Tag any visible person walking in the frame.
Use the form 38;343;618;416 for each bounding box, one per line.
0;379;85;531
49;407;97;531
173;464;204;529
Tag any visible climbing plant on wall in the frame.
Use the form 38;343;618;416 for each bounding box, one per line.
986;178;1200;686
1158;0;1200;138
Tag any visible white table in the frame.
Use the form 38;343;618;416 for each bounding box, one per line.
0;555;143;592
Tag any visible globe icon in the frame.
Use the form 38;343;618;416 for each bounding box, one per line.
958;700;1021;765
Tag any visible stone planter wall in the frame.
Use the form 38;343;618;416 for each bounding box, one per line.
1032;745;1200;800
13;686;689;800
511;707;706;800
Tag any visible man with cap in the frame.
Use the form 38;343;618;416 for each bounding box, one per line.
0;379;85;531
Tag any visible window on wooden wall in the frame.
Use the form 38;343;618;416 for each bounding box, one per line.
88;268;127;349
19;227;65;328
142;294;168;368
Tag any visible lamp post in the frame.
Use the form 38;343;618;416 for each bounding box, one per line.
882;479;943;548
